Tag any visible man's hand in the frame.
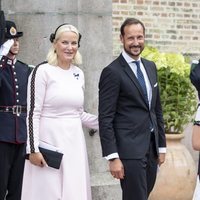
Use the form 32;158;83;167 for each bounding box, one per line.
158;153;165;166
0;39;14;56
109;158;125;179
29;152;47;167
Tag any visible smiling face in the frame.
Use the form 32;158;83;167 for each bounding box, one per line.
54;31;79;67
120;23;145;60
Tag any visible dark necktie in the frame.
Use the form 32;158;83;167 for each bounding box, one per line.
134;61;153;131
133;60;148;103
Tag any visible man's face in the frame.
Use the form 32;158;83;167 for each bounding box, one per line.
120;23;145;60
9;38;19;56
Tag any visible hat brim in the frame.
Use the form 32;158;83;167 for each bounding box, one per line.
5;31;23;39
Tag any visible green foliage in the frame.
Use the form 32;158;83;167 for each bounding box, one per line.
142;46;197;133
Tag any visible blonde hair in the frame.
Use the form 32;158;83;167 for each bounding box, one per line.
47;24;82;66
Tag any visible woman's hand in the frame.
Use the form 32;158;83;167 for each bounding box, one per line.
29;152;47;167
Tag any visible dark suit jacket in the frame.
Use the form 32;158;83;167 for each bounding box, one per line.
98;54;166;159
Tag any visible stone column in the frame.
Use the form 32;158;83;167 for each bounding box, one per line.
1;0;121;199
77;1;122;199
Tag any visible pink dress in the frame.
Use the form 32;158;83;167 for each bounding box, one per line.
21;63;98;200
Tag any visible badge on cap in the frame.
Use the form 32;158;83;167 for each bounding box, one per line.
10;27;17;36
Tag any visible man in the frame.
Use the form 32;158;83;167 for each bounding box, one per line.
98;18;166;200
0;19;32;200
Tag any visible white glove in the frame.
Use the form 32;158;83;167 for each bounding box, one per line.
0;39;14;56
195;105;200;121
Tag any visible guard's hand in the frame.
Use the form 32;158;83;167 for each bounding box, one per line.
0;39;14;56
29;152;47;167
158;153;165;166
109;158;125;179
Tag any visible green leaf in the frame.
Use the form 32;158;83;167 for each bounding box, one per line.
142;46;197;133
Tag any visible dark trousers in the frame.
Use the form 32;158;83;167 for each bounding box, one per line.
0;142;25;200
120;137;158;200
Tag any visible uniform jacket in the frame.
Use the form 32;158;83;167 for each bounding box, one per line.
0;56;32;143
98;54;166;159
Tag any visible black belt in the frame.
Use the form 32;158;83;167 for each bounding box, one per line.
0;105;27;115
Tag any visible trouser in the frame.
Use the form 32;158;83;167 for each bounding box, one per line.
120;135;158;200
198;154;200;180
0;142;25;200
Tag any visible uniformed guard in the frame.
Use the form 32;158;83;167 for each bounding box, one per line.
0;19;33;200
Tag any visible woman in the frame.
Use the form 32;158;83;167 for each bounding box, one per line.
22;24;98;200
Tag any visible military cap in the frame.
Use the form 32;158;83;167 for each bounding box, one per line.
5;20;23;39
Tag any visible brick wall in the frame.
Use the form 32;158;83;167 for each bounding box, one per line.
112;0;200;59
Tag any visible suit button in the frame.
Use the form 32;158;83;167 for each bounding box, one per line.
16;99;19;102
16;85;19;89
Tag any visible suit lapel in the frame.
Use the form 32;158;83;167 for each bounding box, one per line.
119;55;149;106
141;58;154;88
141;58;156;108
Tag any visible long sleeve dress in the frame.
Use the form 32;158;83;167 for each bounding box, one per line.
21;62;98;200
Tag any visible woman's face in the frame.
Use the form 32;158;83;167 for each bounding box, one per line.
54;31;78;65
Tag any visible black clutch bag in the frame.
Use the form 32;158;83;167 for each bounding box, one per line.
39;147;63;169
26;147;63;170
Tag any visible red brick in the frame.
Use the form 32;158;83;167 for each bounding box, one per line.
112;0;200;56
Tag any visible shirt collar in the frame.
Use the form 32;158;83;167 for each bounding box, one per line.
122;49;141;64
